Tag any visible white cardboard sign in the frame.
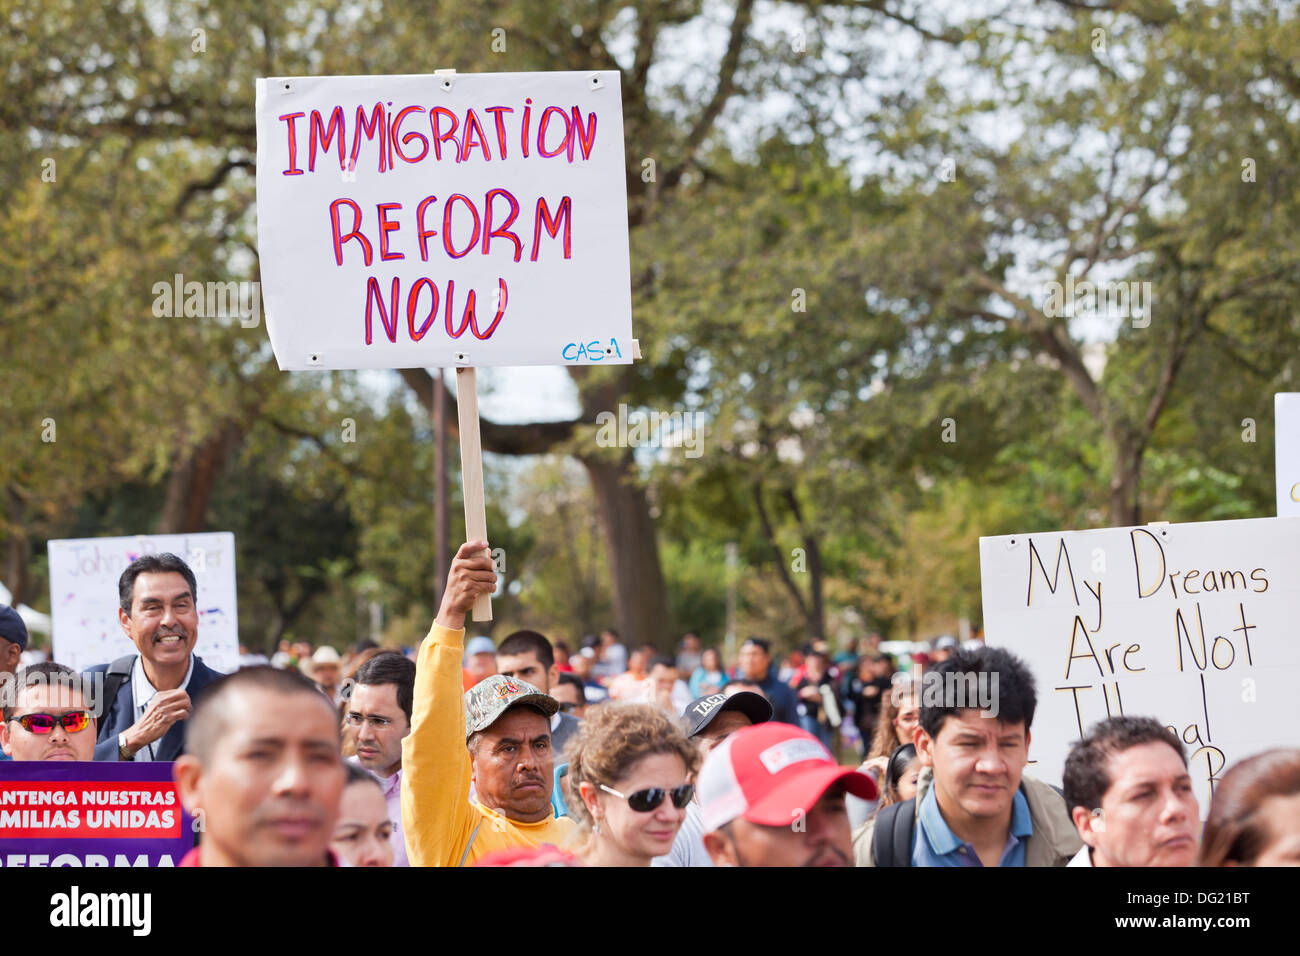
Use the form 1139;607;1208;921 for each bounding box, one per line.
48;533;239;675
255;71;634;370
979;516;1300;814
1277;393;1300;517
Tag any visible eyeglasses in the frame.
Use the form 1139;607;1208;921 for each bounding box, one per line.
8;712;91;734
345;713;393;729
598;783;694;812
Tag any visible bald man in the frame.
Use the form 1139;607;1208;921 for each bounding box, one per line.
173;666;346;866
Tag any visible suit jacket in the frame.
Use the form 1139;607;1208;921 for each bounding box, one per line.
84;654;223;762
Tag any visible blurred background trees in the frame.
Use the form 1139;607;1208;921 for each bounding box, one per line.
1;0;1294;656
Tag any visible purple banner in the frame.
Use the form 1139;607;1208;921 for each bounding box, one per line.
0;761;195;867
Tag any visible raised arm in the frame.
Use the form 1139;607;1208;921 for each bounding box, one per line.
400;541;498;866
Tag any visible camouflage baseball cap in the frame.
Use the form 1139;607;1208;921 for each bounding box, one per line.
465;674;559;738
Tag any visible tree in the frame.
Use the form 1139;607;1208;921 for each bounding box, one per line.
855;1;1300;525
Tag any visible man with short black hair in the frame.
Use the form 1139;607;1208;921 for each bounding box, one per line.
569;648;608;704
736;637;797;725
649;655;692;713
346;651;416;866
1;662;97;762
552;672;587;720
853;645;1080;867
173;666;345;866
794;649;837;748
85;553;222;762
1063;716;1199;867
496;629;580;755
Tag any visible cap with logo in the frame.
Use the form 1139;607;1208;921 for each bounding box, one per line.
698;722;878;831
464;674;559;738
682;691;772;738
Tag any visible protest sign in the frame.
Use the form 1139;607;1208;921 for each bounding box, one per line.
979;515;1300;814
0;761;195;867
255;70;634;371
256;70;640;621
1278;393;1300;517
48;532;239;674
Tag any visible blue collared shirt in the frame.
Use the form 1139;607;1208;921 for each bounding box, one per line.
911;785;1033;867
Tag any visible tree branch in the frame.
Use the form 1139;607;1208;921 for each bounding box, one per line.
964;272;1105;421
658;0;756;195
753;481;810;621
173;157;254;215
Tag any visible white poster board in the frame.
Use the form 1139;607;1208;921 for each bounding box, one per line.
255;70;634;370
979;516;1300;814
48;533;239;674
1277;393;1300;517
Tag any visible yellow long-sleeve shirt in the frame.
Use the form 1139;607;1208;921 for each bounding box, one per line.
400;621;577;866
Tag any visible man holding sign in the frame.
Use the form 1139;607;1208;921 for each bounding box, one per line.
401;541;576;866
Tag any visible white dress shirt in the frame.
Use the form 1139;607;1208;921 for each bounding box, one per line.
129;654;195;762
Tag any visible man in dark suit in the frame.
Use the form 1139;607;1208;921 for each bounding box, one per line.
85;553;222;762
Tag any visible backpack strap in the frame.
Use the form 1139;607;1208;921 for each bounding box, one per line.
872;798;916;867
95;655;137;721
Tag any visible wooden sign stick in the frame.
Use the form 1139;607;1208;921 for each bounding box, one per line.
434;68;493;622
455;365;493;621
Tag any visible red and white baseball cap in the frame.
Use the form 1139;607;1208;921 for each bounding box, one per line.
698;723;878;831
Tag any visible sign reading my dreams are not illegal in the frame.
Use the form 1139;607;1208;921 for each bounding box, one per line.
980;515;1300;817
255;71;635;371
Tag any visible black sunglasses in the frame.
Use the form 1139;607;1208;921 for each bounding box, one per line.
599;783;694;812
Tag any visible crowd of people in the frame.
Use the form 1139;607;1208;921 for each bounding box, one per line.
1;544;1299;868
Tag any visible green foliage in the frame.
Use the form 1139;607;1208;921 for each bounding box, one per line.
2;0;1296;657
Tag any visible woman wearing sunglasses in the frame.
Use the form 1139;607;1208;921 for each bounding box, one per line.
564;702;700;866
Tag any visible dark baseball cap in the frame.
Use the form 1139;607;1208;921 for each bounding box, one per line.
683;691;772;738
0;606;28;650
